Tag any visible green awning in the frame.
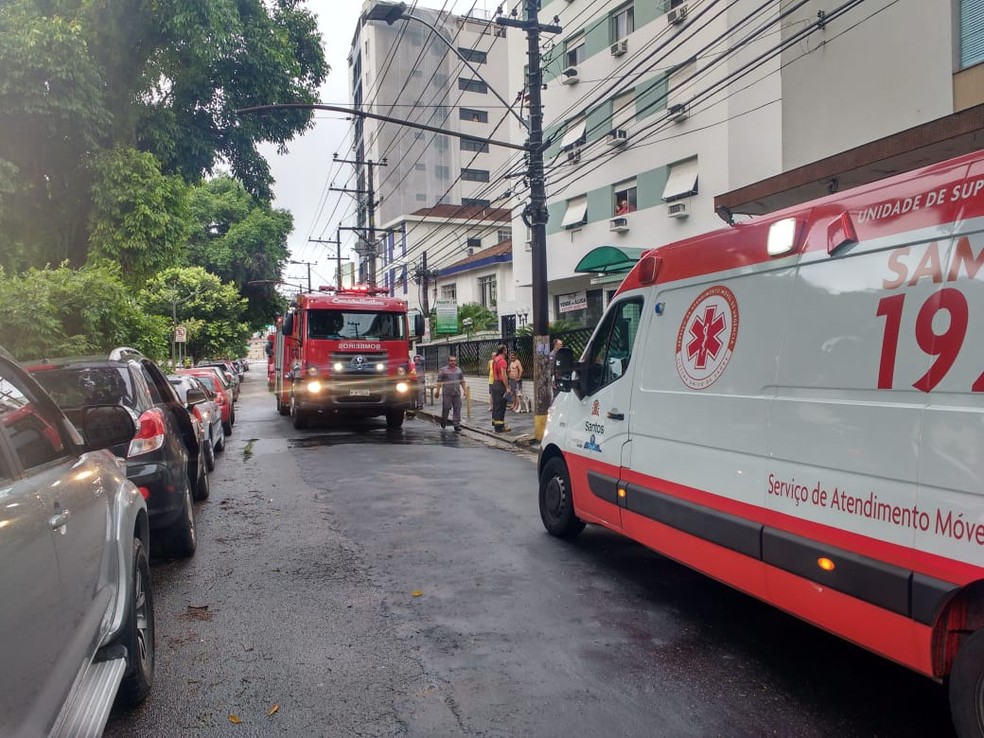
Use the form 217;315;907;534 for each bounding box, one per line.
573;246;647;274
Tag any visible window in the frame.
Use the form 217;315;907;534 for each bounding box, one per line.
461;138;490;153
458;78;488;94
462;197;491;207
0;368;67;470
435;165;450;180
565;35;585;67
668;57;697;111
611;4;634;42
415;193;427;201
478;275;497;309
614;180;637;215
467;237;482;249
458;47;487;64
613;90;635;130
662;157;699;202
584;297;644;394
435;135;449;151
414;163;426;171
497;228;512;243
960;0;984;68
461;168;490;182
562;195;588;228
560;118;587;150
460;108;488;123
441;283;457;301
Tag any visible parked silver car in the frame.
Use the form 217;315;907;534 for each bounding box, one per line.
0;346;155;737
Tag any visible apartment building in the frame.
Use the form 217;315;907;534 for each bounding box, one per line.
505;0;983;328
349;1;523;324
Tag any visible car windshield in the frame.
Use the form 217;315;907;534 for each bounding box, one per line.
193;374;218;393
308;309;405;340
31;366;137;409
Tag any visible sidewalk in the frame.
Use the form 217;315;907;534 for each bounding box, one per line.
410;374;538;447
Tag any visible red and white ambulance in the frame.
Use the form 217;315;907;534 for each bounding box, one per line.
273;285;424;429
541;150;984;736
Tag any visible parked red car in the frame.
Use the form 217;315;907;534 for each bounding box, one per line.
177;369;235;435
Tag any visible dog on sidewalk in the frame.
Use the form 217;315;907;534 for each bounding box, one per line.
516;391;532;414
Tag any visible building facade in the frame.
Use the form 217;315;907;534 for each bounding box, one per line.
505;0;984;327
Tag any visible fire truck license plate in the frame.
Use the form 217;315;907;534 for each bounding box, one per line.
349;389;370;396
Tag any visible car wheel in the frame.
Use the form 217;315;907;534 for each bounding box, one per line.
230;407;236;427
385;409;405;430
115;537;155;707
291;396;309;430
539;457;585;539
214;429;225;453
163;482;197;558
949;628;984;738
193;448;210;501
204;432;216;472
222;417;232;436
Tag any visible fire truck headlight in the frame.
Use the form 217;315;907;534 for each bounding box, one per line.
333;362;344;372
375;362;385;372
396;382;409;393
307;380;323;394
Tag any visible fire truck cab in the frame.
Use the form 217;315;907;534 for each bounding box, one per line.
274;286;424;430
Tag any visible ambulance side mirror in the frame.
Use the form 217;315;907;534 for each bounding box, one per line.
554;347;578;395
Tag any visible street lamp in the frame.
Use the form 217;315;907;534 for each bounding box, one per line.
517;308;529;328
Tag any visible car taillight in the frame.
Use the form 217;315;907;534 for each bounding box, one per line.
192;405;204;424
128;408;167;457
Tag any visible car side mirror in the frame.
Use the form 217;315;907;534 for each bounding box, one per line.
185;387;206;406
81;405;136;450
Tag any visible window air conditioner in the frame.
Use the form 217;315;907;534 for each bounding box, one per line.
524;239;532;251
668;103;689;122
667;201;689;219
609;217;630;233
560;66;579;85
566;147;581;164
606;129;628;147
668;5;688;25
610;40;628;57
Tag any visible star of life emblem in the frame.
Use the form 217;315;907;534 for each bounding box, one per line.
675;285;739;390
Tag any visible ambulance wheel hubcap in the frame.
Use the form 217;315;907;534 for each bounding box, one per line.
545;477;566;520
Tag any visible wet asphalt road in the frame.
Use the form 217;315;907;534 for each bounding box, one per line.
104;366;954;737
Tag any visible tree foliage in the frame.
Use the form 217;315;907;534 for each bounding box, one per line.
185;176;291;329
0;261;169;361
140;266;250;361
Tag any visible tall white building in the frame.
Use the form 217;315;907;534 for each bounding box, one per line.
349;1;523;323
504;0;984;328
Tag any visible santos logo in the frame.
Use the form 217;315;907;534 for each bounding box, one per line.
584;421;604;435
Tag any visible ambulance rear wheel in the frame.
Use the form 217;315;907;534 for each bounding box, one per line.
949;627;984;738
385;409;405;430
539;457;584;539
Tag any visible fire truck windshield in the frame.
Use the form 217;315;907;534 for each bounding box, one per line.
307;309;405;341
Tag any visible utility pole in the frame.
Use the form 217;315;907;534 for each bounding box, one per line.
498;2;561;439
332;155;387;287
288;259;315;292
308;230;343;289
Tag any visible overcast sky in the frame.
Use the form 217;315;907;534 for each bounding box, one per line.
263;0;500;290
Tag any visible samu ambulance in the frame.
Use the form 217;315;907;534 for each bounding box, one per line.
539;150;984;736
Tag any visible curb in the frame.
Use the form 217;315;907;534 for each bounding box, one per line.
409;407;538;450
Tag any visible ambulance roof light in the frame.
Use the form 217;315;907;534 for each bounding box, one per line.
767;218;799;257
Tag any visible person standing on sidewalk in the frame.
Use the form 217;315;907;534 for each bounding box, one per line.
434;355;466;432
413;353;426;410
491;344;511;433
507;350;523;412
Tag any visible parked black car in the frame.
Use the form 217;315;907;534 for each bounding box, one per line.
27;347;204;557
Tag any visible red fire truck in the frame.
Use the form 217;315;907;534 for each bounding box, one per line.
272;285;424;430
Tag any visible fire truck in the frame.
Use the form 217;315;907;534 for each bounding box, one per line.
272;285;424;430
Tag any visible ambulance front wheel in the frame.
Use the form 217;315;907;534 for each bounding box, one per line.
948;627;984;738
539;457;585;540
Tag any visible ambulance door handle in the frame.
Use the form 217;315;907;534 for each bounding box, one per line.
607;410;624;421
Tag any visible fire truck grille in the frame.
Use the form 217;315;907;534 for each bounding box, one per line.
329;352;391;375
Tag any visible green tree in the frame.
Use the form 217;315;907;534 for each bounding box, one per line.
87;146;192;287
0;261;168;361
140;266;250;361
185;176;291;329
457;303;497;333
